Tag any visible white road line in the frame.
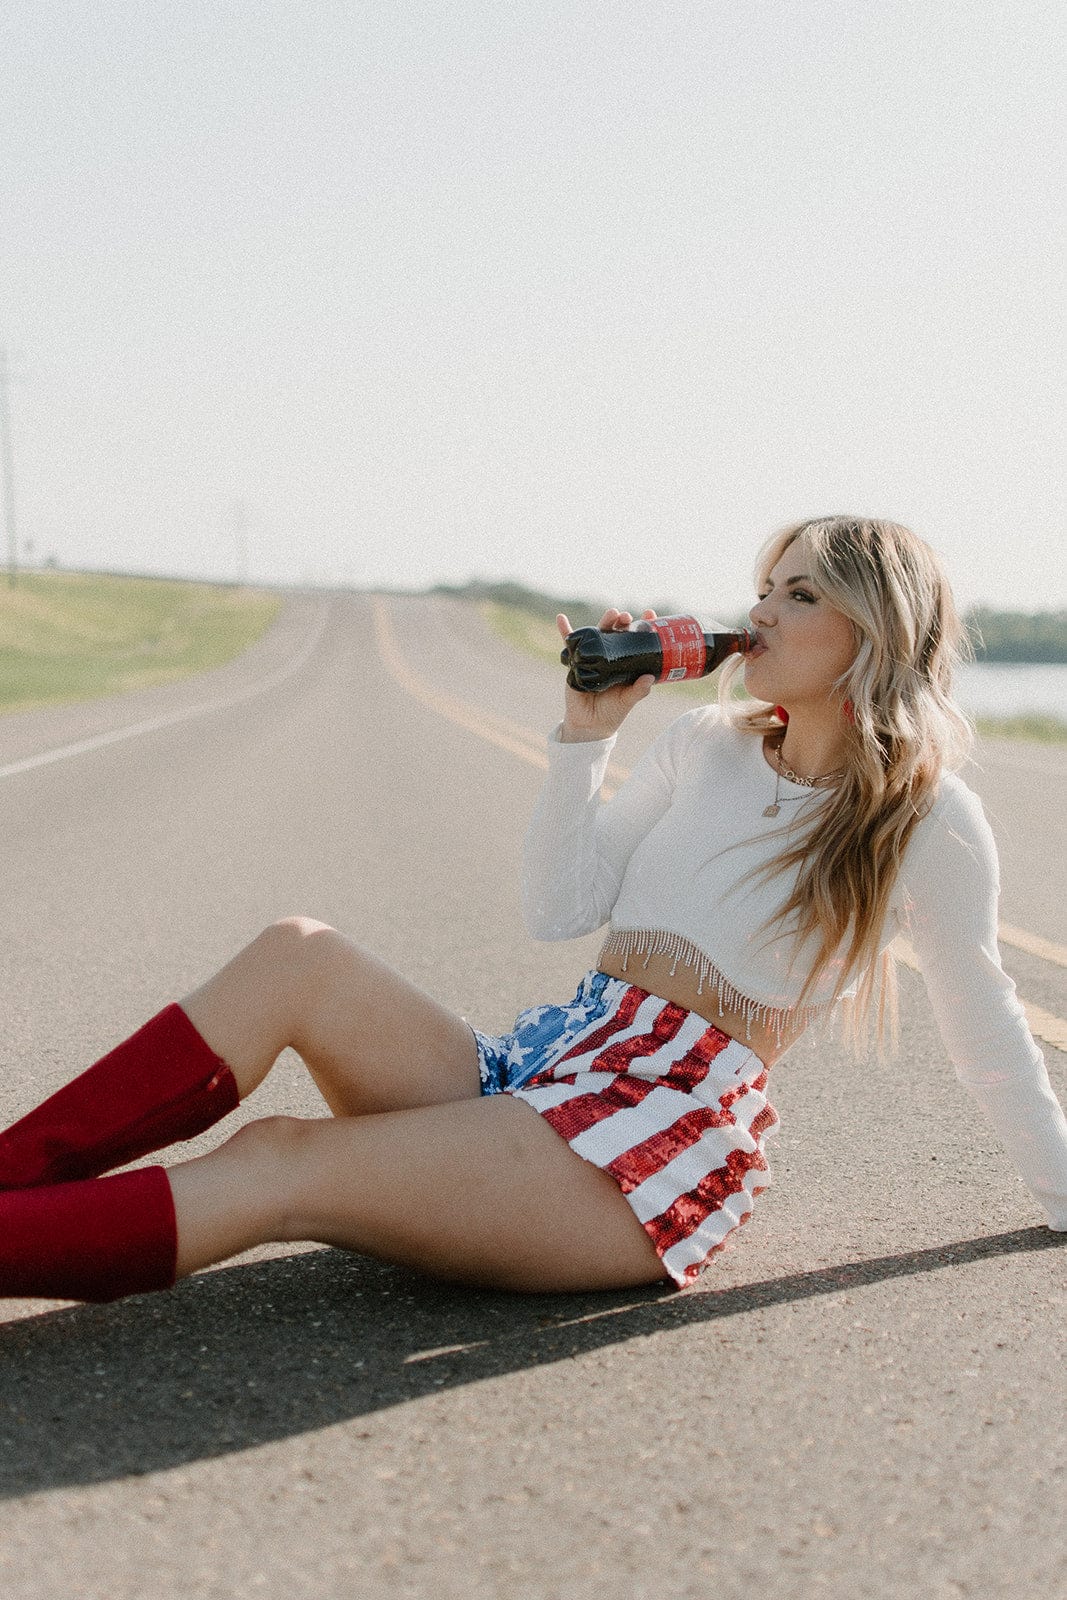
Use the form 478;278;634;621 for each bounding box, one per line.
0;597;332;782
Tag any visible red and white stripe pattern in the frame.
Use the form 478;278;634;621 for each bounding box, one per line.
511;984;779;1286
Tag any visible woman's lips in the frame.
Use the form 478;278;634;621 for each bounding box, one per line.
746;636;767;658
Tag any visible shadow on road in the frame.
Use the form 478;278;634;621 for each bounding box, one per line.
1;1225;1062;1499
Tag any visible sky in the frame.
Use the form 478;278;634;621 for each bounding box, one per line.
1;0;1064;616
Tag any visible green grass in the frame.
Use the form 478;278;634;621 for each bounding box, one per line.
483;600;575;670
974;713;1067;744
0;571;282;714
483;602;1067;739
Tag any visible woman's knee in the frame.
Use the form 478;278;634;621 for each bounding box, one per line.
254;915;336;965
248;918;356;1009
256;917;373;985
220;1114;323;1238
225;1113;312;1163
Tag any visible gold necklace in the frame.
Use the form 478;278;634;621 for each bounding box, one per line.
763;740;844;818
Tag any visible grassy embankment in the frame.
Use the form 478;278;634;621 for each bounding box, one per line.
483;602;1067;743
0;571;282;714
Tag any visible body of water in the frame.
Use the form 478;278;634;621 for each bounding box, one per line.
955;662;1067;720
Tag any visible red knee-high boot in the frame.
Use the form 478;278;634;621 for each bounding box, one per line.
0;1166;178;1302
0;1005;240;1191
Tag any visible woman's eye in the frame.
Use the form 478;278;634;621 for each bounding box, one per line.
791;589;815;604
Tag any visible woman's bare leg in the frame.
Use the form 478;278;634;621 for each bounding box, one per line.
168;921;669;1292
166;1099;670;1293
180;917;482;1115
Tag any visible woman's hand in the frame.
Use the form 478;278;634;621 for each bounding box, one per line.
557;608;657;742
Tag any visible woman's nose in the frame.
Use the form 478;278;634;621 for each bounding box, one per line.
749;599;772;627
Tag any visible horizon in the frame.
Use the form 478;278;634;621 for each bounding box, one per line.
10;559;1067;622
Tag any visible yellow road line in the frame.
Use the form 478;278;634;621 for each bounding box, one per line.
893;940;1067;1055
373;597;632;785
998;923;1067;970
373;597;550;771
376;596;1067;1054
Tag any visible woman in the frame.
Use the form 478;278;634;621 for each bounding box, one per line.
2;516;1065;1303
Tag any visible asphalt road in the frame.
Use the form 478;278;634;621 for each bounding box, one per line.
0;592;1064;1600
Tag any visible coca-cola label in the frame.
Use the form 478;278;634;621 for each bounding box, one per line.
647;616;707;681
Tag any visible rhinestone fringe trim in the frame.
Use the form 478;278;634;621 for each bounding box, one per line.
599;926;824;1045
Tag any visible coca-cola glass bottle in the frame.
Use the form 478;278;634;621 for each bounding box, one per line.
560;615;752;693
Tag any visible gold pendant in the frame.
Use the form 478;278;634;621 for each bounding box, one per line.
763;803;780;818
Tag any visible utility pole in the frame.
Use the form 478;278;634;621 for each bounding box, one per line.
0;347;17;590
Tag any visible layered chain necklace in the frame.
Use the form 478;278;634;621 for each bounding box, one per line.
763;738;845;818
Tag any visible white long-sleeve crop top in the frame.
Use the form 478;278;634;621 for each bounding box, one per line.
521;704;1067;1230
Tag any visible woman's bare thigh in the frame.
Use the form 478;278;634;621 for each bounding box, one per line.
288;932;485;1115
169;1096;670;1293
287;1096;670;1291
182;918;484;1116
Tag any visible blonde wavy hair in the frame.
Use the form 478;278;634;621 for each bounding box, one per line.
717;515;973;1046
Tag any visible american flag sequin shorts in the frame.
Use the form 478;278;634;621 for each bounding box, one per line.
471;969;779;1287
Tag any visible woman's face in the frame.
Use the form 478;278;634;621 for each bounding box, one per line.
743;536;858;713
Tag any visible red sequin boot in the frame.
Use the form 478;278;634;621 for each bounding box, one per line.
0;1005;240;1190
0;1166;178;1302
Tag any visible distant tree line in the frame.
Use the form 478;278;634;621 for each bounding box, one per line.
430;579;609;629
430;578;709;628
964;607;1067;664
430;581;1067;664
